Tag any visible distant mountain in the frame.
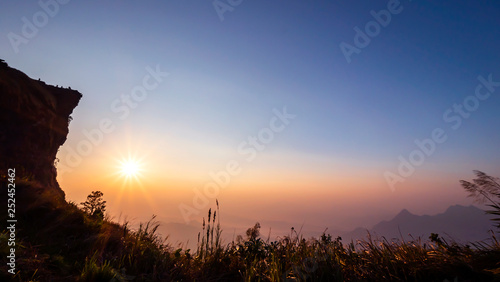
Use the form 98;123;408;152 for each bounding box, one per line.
340;205;496;243
160;205;497;249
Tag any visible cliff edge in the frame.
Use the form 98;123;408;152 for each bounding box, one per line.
0;59;81;200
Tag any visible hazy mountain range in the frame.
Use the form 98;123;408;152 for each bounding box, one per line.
159;205;496;249
340;205;495;244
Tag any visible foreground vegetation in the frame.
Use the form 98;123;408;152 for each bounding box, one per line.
1;171;500;281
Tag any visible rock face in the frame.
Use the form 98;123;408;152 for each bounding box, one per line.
0;60;81;200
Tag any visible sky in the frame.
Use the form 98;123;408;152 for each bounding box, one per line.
1;0;500;242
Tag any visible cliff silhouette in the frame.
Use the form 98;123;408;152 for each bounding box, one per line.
0;59;81;201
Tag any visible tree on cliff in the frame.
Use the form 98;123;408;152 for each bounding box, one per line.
81;190;107;219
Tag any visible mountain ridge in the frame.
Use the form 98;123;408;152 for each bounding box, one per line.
340;204;495;243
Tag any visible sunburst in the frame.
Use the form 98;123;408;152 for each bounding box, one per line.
119;158;143;179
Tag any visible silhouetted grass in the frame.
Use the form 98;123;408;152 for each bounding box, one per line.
2;178;500;281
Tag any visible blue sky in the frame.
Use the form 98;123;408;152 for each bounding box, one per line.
1;0;500;233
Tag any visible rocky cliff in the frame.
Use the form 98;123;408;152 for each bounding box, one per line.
0;59;81;200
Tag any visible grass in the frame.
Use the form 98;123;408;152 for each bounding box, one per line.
1;179;500;281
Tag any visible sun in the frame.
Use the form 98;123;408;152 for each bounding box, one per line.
119;158;142;178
